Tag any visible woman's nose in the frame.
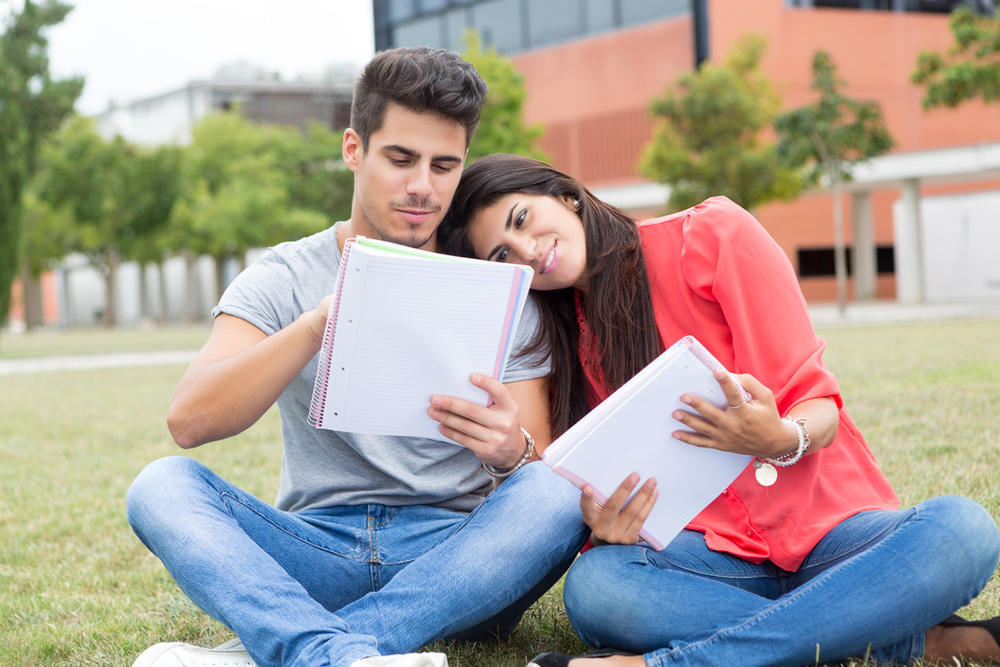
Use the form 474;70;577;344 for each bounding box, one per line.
512;236;537;262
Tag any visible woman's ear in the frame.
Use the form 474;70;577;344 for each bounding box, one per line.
561;194;581;212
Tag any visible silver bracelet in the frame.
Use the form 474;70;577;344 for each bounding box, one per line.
481;427;535;479
766;417;810;467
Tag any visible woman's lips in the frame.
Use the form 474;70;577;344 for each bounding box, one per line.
541;242;559;274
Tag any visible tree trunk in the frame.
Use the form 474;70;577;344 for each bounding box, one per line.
183;250;202;322
157;260;170;324
138;261;151;323
103;247;118;328
19;260;42;331
831;174;848;318
214;255;227;302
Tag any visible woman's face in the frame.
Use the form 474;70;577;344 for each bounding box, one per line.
465;192;587;291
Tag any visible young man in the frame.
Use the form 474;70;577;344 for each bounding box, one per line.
127;47;588;667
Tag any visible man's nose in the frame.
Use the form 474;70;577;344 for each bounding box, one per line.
406;165;433;200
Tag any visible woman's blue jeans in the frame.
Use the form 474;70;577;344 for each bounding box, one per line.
126;457;589;667
564;495;1000;666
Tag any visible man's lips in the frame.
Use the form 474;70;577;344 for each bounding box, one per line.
396;208;436;224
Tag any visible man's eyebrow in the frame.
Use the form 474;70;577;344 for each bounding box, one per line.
485;202;518;261
382;145;418;158
381;145;462;165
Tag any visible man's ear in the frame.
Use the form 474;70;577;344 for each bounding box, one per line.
342;128;363;172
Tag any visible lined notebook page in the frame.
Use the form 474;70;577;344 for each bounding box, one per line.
542;336;753;550
310;238;532;441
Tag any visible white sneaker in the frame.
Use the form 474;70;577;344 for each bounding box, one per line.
350;653;449;667
131;641;256;667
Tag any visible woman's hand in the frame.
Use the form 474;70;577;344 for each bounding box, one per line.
672;371;797;459
581;473;659;546
428;374;528;469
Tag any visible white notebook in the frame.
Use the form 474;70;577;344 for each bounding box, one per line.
542;335;753;550
308;236;534;441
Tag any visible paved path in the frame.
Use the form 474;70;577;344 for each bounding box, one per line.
2;301;999;376
0;349;196;376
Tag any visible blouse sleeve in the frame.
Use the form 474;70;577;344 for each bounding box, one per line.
679;196;842;413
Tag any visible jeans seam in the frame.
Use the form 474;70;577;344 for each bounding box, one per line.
220;491;363;561
658;508;925;665
800;508;913;571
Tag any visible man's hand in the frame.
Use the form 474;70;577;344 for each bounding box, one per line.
428;374;528;469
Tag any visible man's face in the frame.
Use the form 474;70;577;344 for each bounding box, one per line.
344;102;468;250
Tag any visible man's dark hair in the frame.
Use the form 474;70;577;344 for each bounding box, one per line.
350;46;488;151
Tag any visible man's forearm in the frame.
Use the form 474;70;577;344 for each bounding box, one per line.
167;310;326;448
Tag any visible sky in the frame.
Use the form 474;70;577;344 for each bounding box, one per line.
30;0;375;115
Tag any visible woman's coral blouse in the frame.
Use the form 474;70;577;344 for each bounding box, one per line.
580;196;899;572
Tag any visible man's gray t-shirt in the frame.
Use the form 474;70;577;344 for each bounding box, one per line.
213;222;550;513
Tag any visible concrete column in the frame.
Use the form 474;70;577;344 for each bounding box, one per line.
895;178;925;304
851;191;877;301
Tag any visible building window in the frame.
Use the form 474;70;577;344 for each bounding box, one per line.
395;14;445;47
389;0;418;21
797;245;896;277
621;0;688;25
444;7;471;50
378;0;696;53
786;0;996;13
472;0;524;52
527;0;586;47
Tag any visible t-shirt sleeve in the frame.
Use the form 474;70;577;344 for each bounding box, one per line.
501;294;551;383
679;196;842;412
211;248;296;335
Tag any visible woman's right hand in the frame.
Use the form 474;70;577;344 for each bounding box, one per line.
581;473;659;545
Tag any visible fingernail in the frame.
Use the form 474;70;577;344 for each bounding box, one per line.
471;373;482;383
680;395;692;404
673;411;684;420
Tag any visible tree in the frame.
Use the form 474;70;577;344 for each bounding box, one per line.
461;31;547;162
775;51;894;316
275;121;353;223
911;7;1000;109
168;112;331;308
639;35;802;213
18;187;74;328
36;116;181;327
0;0;82;328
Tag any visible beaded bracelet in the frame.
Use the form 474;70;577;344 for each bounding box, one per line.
481;427;535;479
765;417;810;467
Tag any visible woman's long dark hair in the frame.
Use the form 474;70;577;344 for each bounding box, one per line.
439;154;662;436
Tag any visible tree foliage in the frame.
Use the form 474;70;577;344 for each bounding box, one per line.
775;51;894;314
640;35;801;212
0;0;82;325
167;111;335;301
912;7;1000;109
35;116;182;326
461;30;547;162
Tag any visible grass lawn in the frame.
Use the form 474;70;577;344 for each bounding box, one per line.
0;325;211;360
1;318;998;665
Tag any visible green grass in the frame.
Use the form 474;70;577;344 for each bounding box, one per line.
0;325;211;360
1;319;999;665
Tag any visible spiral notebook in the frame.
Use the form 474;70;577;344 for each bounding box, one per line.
308;236;534;441
542;336;754;550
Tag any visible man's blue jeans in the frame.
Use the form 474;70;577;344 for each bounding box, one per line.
126;457;589;666
564;495;1000;666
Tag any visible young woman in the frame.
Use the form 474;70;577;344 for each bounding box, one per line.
438;153;1000;667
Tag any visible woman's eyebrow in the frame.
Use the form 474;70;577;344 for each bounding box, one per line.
486;203;518;261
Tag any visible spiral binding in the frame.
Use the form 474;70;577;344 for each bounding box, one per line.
678;335;751;403
307;238;356;428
